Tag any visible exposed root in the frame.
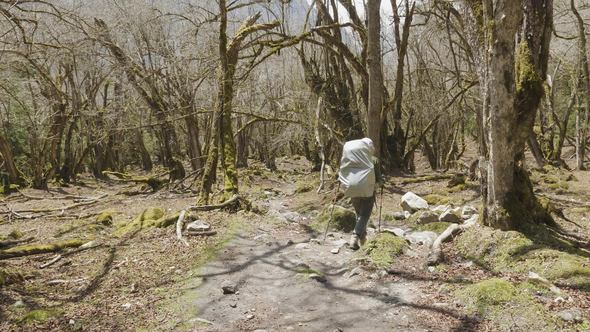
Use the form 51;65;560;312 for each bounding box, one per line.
187;194;249;212
0;236;35;249
400;173;457;185
0;239;86;260
427;217;477;266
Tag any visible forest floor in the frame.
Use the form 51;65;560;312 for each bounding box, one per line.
1;156;589;331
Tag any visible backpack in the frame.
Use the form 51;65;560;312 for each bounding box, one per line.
338;138;376;198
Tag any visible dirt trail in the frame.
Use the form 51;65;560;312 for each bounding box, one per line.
173;185;470;332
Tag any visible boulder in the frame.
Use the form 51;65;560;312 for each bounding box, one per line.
416;210;439;224
383;227;406;237
391;212;408;220
439;210;461;223
401;192;429;212
461;206;478;220
431;205;451;214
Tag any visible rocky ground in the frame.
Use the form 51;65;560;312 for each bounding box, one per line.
0;156;589;331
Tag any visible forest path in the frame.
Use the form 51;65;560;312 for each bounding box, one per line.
174;182;473;332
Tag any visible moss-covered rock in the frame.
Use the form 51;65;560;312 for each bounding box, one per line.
456;278;558;331
457;225;590;291
96;211;115;226
310;205;356;233
414;222;452;234
423;194;450;206
363;233;408;268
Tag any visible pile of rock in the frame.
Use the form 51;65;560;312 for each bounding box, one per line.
383;192;480;247
399;191;478;225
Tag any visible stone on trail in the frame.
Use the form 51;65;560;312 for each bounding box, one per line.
404;231;438;246
416;210;439;224
294;243;309;250
331;248;340;254
461;206;478;220
186;221;211;232
439;210;461;223
391;211;408;220
431;205;451;214
282;211;303;223
309;273;327;282
556;309;582;323
401;192;429;212
221;281;237;294
383;227;405;237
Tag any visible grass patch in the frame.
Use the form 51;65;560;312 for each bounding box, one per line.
19;308;62;324
424;194;451;205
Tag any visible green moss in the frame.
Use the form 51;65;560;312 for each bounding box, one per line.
456;278;558;330
0;239;86;259
457;225;590;291
448;184;467;193
295;181;314;193
96;211;116;226
424;194;450;205
8;229;24;240
414;222;452;234
457;278;517;314
310;205;356;233
19;309;61;324
363;233;408;268
113;208;169;237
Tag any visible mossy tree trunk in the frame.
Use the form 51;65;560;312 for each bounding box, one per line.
465;0;553;230
367;0;384;157
0;133;22;185
571;0;589;170
197;5;279;204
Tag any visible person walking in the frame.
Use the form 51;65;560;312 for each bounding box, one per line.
338;138;382;250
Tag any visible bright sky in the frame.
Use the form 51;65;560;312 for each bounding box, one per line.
304;0;395;23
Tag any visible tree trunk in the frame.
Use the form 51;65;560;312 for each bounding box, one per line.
0;133;21;185
465;0;553;230
367;0;384;156
572;0;588;170
185;114;202;171
528;132;547;168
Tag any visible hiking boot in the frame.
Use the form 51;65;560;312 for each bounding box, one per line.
359;233;367;246
349;234;361;250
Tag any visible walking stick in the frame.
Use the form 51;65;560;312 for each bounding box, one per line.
323;181;341;244
378;184;384;233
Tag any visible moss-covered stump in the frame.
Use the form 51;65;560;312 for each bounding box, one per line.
310;205;356;233
0;239;86;259
363;233;408;269
114;208;181;237
0;268;23;287
456;278;557;331
457;225;590;291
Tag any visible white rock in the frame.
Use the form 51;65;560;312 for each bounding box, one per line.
439;211;461;223
246;314;255;320
186;221;211;232
461;206;478;220
282;211;302;223
391;211;408;220
331;248;340;254
401;192;429;212
404;231;438;246
295;243;310;250
404;211;412;219
121;303;132;309
431;205;451;213
383;228;405;237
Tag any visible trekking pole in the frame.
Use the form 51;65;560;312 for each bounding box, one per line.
323;181;341;244
378;184;384;233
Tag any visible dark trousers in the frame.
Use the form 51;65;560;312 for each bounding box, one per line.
351;196;375;237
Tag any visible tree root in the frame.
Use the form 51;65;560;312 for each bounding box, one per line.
103;171;167;191
400;174;457;185
0;239;86;260
9;193;107;214
0;236;35;249
427;217;477;266
187;194;249;212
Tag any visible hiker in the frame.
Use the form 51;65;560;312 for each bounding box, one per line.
338;138;382;250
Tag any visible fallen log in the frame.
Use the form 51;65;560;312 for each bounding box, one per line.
10;193;107;214
0;239;86;260
103;171;167;191
39;241;102;269
0;236;35;249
